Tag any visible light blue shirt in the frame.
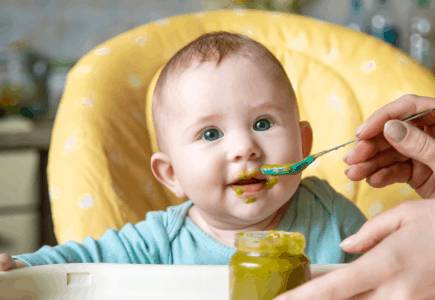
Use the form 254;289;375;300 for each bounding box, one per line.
13;176;367;266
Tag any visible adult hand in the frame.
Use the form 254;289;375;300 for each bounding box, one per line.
273;199;435;300
273;94;435;300
343;94;435;199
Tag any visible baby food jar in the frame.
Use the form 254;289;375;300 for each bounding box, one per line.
230;230;311;300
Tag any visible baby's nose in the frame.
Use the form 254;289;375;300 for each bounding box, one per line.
228;135;261;162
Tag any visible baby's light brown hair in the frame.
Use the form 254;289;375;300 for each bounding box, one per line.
152;31;297;153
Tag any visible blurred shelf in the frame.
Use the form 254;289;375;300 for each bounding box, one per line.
0;118;53;150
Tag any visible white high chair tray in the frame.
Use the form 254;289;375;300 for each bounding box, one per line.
0;263;345;299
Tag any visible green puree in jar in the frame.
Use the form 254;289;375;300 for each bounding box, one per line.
230;231;311;300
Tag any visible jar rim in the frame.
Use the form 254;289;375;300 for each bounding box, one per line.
234;230;306;254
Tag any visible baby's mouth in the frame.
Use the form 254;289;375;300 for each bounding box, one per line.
231;179;267;199
232;178;266;185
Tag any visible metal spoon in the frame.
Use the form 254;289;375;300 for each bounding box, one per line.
261;108;435;176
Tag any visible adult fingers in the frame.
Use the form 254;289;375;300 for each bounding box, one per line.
273;245;394;300
343;132;391;165
340;200;421;254
345;112;435;170
345;147;411;181
346;153;432;190
272;261;376;300
383;120;435;176
354;94;435;141
365;161;414;188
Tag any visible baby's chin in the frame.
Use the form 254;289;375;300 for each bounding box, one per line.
231;199;286;219
191;200;279;224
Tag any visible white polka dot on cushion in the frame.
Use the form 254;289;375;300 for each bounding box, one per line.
400;185;412;196
63;136;83;154
156;18;169;26
113;185;125;202
341;181;354;193
49;186;62;201
95;47;110;55
320;47;339;64
143;180;155;195
74;92;97;109
369;201;383;216
233;8;247;16
270;11;284;19
109;152;123;165
309;160;318;169
395;54;410;66
128;74;142;88
78;194;95;209
242;27;256;38
194;12;207;18
329;94;343;110
75;66;92;75
361;60;377;72
359;84;378;101
131;35;148;46
288;32;308;51
132;108;145;123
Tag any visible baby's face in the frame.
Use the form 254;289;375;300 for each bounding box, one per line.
154;57;306;226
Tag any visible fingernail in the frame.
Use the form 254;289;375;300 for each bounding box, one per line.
339;235;355;247
355;121;367;136
384;120;407;142
344;165;354;175
343;148;355;163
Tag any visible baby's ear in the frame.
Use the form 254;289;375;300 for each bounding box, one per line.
150;152;187;198
300;121;313;158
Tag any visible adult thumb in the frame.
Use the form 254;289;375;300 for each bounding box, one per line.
340;200;414;253
384;120;435;171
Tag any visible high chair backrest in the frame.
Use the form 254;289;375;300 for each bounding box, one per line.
48;9;435;244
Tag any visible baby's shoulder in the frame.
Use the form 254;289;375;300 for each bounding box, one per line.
299;176;355;212
133;200;193;237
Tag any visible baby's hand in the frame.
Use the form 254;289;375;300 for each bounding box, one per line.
0;253;27;271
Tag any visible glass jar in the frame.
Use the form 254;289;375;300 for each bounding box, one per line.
230;230;311;300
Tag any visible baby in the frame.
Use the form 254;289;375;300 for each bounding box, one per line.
0;31;366;271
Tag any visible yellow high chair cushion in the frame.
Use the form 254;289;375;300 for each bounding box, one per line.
48;9;435;244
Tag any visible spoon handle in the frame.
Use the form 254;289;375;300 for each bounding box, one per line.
313;107;435;160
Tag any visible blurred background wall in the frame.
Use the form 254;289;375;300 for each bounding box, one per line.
0;0;434;255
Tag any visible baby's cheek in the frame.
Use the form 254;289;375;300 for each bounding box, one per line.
273;176;299;198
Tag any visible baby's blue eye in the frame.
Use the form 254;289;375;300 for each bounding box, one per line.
254;119;273;131
202;128;224;141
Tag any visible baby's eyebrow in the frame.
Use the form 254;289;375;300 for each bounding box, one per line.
184;114;223;135
250;102;286;111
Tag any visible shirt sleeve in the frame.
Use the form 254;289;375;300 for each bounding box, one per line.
333;193;368;263
11;211;172;266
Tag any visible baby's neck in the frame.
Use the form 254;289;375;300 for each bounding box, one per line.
187;201;290;248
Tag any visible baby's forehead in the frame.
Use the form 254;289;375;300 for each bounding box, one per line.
161;57;294;107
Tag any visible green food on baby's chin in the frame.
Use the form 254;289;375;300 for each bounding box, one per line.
232;186;246;197
244;197;257;204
